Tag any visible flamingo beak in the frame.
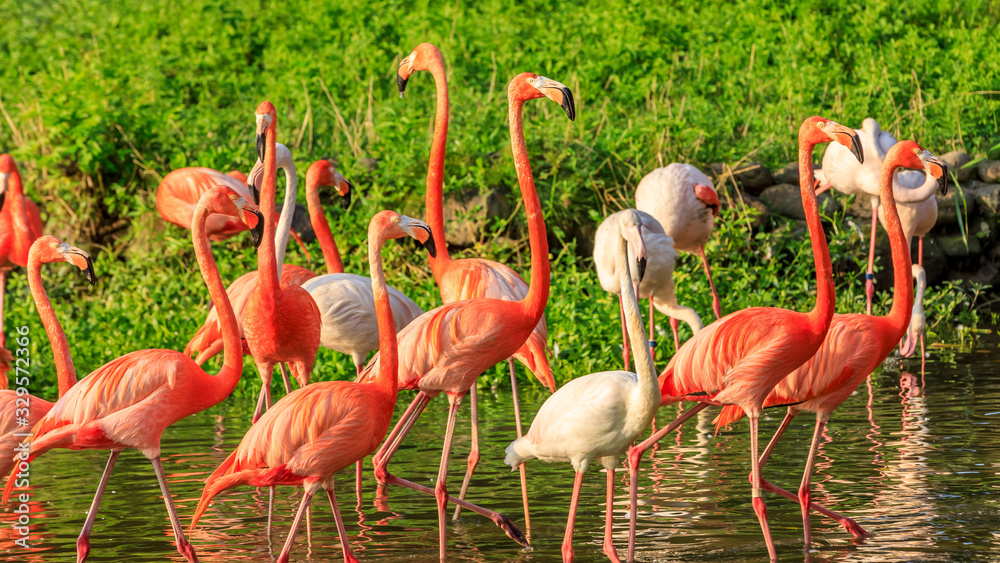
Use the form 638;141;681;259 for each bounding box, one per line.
0;173;7;213
256;133;266;163
415;224;436;258
625;225;647;284
397;52;416;97
82;254;97;285
59;244;97;286
247;209;265;248
925;155;949;196
336;174;353;210
831;124;864;164
694;184;720;217
254;113;271;162
533;77;576;121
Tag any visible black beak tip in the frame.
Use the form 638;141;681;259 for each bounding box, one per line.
560;87;576;121
0;191;5;213
637;257;647;283
939;169;950;196
422;230;437;258
255;134;266;163
84;257;96;286
850;136;864;164
340;187;352;210
397;74;408;97
251;211;265;248
248;183;260;206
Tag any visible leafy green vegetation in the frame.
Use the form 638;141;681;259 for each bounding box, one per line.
1;0;997;396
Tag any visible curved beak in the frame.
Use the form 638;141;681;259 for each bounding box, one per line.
82;254;97;286
831;123;864;164
694;184;720;217
924;154;949;196
250;209;265;248
535;77;576;121
397;52;415;97
247;162;264;205
624;224;647;284
60;245;97;286
336;173;352;210
254;113;271;163
256;133;266;163
0;172;7;213
415;224;436;258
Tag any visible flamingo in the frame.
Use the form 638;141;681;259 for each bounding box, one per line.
623;116;864;561
2;185;264;562
396;43;556;525
0;154;44;374
711;142;947;547
507;210;657;563
818;118;942;315
191;210;434;563
359;71;575;559
243;102;322;424
0;235;95;478
184;157;350;368
593;208;702;369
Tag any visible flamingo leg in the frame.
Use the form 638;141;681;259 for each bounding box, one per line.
509;359;532;538
279;362;293;394
699;246;722;320
306;501;313;549
452;386;480;520
77;450;119;563
276;483;318;563
0;271;5;350
748;416;777;561
647;297;657;364
151;456;199;563
758;408;799;468
435;397;463;560
326;486;359;563
865;206;878;315
267;486;274;538
668;317;680;352
627;402;710;561
757;478;868;537
355;460;363;505
619;294;630;371
603;467;622;562
562;471;584;563
799;413;830;546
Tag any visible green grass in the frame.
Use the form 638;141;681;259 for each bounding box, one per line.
0;0;997;396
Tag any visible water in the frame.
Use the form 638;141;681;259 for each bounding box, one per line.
3;333;1000;562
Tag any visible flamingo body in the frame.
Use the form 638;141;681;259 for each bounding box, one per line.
156;168;253;240
634;163;717;253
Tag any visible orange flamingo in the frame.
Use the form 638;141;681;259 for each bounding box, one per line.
360;72;574;558
396;43;556;525
157;165;255;240
0;155;44;376
711;142;947;546
2;186;263;562
0;236;95;478
191;210;433;563
184;158;350;368
242;102;322;423
623;117;864;561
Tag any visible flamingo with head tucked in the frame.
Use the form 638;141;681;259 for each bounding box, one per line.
3;186;263;563
395;43;556;526
624;117;864;561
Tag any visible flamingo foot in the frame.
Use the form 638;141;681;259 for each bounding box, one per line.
752;497;777;561
603;539;622;562
900;331;917;358
177;537;199;563
490;512;529;547
76;535;90;563
561;544;575;563
843;518;870;538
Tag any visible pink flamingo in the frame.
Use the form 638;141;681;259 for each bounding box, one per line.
242;102;322;423
2;186;263;562
593;208;702;369
359;71;574;558
0;155;44;373
0;235;95;478
710;142;947;546
507;210;656;563
623;117;864;561
396;43;556;525
191;210;433;563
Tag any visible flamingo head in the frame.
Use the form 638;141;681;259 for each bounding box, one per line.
254;101;277;162
307;159;353;210
218;187;265;248
694;183;720;217
396;43;443;96
801;117;863;164
32;235;97;285
508;73;576;121
0;154;14;212
889;141;949;195
374;210;436;258
619;210;647;284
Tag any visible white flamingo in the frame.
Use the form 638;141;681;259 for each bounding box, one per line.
593;208;702;369
507;210;659;563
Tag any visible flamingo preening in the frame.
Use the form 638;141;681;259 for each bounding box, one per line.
623;117;864;561
395;43;556;526
508;210;658;563
593;208;702;369
3;186;263;562
712;141;947;547
0;236;95;478
191;210;434;563
359;71;575;559
242;102;322;424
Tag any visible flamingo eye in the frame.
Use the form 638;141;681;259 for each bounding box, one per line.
913;148;921;155
392;216;400;224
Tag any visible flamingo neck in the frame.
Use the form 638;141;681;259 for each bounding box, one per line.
882;166;915;331
892;164;939;204
798;139;835;332
193;201;243;401
367;223;398;400
618;234;656;404
305;175;344;274
508;98;550;322
257;125;280;308
424;55;452;274
273;159;297;279
27;254;77;397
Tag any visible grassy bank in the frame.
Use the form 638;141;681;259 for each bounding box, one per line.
1;0;997;395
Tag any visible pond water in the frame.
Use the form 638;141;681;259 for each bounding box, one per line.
3;332;999;562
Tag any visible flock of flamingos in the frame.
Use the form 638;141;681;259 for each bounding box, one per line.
0;42;949;562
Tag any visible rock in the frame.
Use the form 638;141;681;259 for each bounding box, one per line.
977;159;1000;183
709;161;774;195
934;189;975;226
358;157;378;172
934;233;980;258
276;202;316;243
758;183;841;220
845;194;872;219
941;151;975;183
967;183;1000;219
442;184;513;247
772;162;819;186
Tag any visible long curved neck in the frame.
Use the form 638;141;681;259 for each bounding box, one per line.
882;165;915;329
424;55;452;272
305;176;344;274
193;203;243;399
799;139;835;330
257;125;280;307
892;165;939;203
508;98;550;321
273;159;297;278
8;171;30;231
619;235;655;388
27;255;77;396
368;226;398;399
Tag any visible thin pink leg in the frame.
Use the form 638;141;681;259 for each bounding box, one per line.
373;392;431;475
252;384;267;425
647;297;657;364
758;478;867;537
748;416;777;560
919;236;927;377
865;207;878;315
758;409;799;468
699;246;722;320
436;397;463;561
326;486;359;563
151;456;199;562
508;359;532;538
276;483;318;563
669;317;680;352
267;486;275;537
603;467;622;562
619;294;630;371
453;386;481;520
562;472;584;563
279;362;293;394
0;271;6;350
355;460;363;505
799;413;829;546
77;451;119;563
814;182;831;196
